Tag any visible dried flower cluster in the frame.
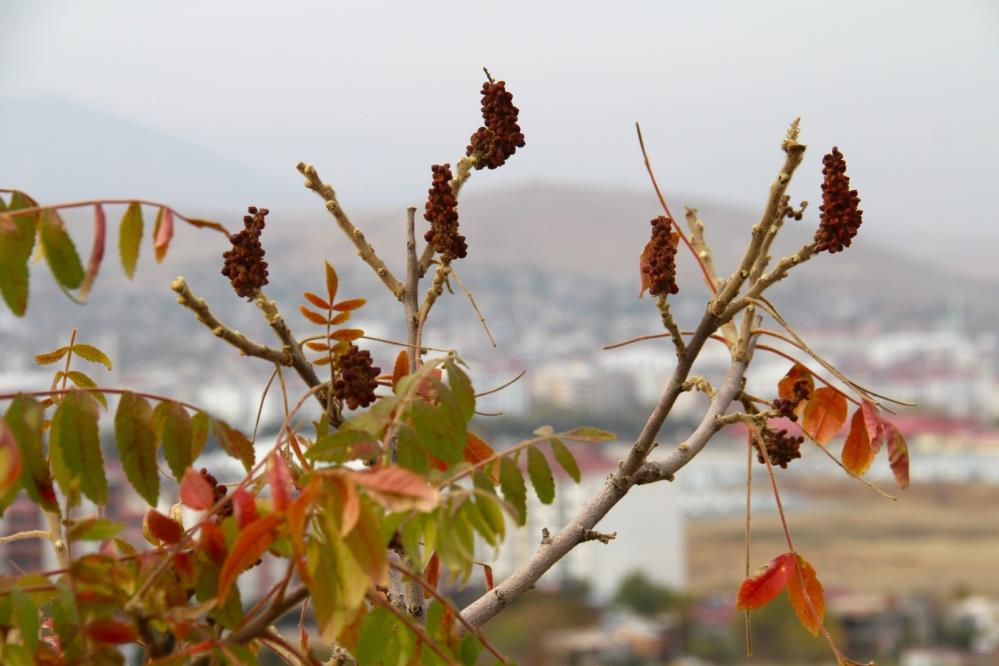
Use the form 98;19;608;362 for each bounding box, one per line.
199;468;232;519
814;147;863;253
640;216;680;297
333;344;380;410
772;378;811;421
221;206;269;298
467;80;525;170
424;164;467;262
757;426;804;468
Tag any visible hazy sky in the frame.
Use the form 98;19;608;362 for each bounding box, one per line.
2;1;997;264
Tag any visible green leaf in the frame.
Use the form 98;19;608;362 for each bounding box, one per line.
11;589;38;655
4;395;58;512
115;392;160;506
527;445;555;504
460;497;497;547
191;411;210;460
550;438;581;483
410;400;463;465
446;360;475;422
356;607;393;665
40;209;84;290
459;633;484;666
118;202;143;279
154;401;193;480
307;428;379;463
396;424;429;474
499;457;526;526
71;343;112;370
473;484;505;543
50;390;106;504
0;191;38;316
562;426;616;442
59;371;107;409
68;517;123;541
211;418;255;472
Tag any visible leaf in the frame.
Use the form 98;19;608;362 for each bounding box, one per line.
304;340;329;352
155;401;193;480
114;392;159;506
11;589;38;654
231;488;259;528
68;517;123;542
180;468;215;510
842;407;875;477
344;498;388;585
446;360;475;422
526;445;555;504
330;311;351;325
483;563;494;591
736;552;795;610
199;521;227;566
118;202;143;279
50;390;106;504
325;260;338;302
71;343;112;370
356;607;393;665
267;451;293;512
787;554;825;635
883;421;910;489
327;475;360;536
423;551;441;599
212;419;255;472
303;291;330;310
152;207;174;263
34;347;69;366
550;438;581;483
464;432;497;482
778;363;815;405
392;350;409;388
218;513;282;602
307;428;381;463
344;466;440;513
299;305;328;325
40;209;84;289
499;456;527;526
84;618;138;645
802;387;848;445
329;328;364;342
145;509;184;545
332;297;366;312
0;192;38;316
861;399;884;454
4;395;58;511
0;420;23;495
78;204;106;299
64;370;107;409
562;426;616;442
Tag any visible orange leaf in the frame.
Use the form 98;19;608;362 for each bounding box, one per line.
787;554;825;636
483;563;494;591
198;521;227;566
218;513;282;601
305;341;330;352
328;475;360;536
736;552;795;610
312;355;333;366
79;203;106;300
179;467;214;510
231;488;259;528
145;510;183;545
299;305;329;326
841;408;875;476
333;298;367;312
423;551;440;599
267;451;293;512
325;260;338;302
329;328;364;342
344;465;439;512
638;239;654;297
778;363;815;409
861;399;884;454
392;350;409;389
304;291;331;310
802;387;848;445
466;432;499;483
84;618;138;645
287;477;320;582
883;421;910;489
153;207;174;263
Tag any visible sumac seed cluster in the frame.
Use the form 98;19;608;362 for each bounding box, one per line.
641;216;680;297
757;426;804;468
467;80;525;170
222;206;270;298
424;164;467;262
334;344;381;410
814;147;863;253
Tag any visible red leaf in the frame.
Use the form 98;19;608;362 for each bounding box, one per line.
841;408;875;476
79;203;106;299
0;421;23;494
802;387;848;445
392;350;409;389
267;451;293;512
483;563;494;591
883;421;910;489
153;207;174;263
325;261;338;302
84;618;138;645
861;399;884;454
144;510;183;545
787;554;825;636
332;298;367;312
304;291;331;310
423;551;441;599
198;521;227;566
231;488;259;528
218;513;283;601
299;305;329;326
179;467;214;510
736;552;795;610
344;465;440;512
778;363;815;404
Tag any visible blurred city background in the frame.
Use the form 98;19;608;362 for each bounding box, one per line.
2;2;997;664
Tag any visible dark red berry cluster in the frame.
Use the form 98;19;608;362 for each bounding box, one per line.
333;345;380;410
814;148;863;253
222;206;269;298
641;216;680;297
772;379;811;421
757;427;804;468
199;468;232;519
423;164;467;262
466;80;525;170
